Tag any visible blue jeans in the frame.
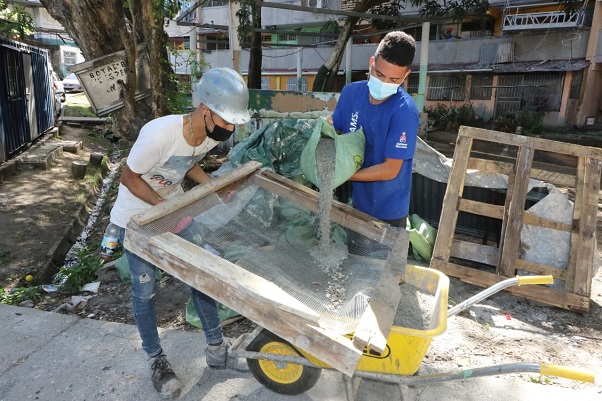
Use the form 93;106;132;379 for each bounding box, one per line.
118;226;224;357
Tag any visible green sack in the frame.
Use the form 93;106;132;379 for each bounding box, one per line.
300;117;365;189
114;254;163;284
185;298;240;329
406;214;438;262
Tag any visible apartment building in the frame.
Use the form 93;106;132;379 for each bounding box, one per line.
181;0;601;127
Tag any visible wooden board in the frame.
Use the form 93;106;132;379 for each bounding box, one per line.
430;126;601;312
125;227;364;376
351;230;409;353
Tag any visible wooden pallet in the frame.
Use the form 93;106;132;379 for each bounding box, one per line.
431;126;602;313
124;161;409;375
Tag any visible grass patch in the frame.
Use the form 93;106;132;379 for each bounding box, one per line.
0;286;41;305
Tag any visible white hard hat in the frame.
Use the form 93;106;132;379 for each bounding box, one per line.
192;68;251;124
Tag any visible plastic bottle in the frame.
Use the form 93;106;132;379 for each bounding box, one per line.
99;223;120;260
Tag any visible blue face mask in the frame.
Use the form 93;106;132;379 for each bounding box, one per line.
367;70;402;101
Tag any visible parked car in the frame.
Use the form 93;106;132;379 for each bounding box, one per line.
50;71;65;102
62;72;82;92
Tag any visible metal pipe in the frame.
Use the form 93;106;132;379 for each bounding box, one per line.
447;277;520;317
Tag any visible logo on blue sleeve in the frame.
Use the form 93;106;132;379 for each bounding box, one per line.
396;132;408;149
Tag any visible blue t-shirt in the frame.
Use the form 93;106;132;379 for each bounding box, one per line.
332;81;419;220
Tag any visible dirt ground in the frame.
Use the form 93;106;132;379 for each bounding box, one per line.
0;100;601;393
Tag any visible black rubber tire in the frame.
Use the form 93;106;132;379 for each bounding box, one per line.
246;329;321;395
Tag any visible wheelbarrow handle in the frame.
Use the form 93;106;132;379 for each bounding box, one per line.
447;275;553;317
540;363;595;383
517;275;554;286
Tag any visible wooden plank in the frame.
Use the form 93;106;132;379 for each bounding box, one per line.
352;230;409;353
529;169;577;188
458;198;504;219
431;135;473;265
566;157;586;292
571;157;602;296
131;161;263;226
467;156;576;187
467;157;513;176
459;126;602;159
124;227;363;376
523;212;572;232
515;259;567;281
430;258;589;312
497;145;534;277
450;240;499;266
250;171;399;247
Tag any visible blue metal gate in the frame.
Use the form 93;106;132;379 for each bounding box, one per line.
0;38;55;162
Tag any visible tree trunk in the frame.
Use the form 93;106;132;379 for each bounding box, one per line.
247;3;262;89
312;0;388;92
39;0;167;141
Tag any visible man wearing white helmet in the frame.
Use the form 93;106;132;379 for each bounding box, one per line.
109;67;250;399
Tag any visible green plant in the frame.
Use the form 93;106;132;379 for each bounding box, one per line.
527;374;552;385
0;286;41;305
426;103;475;131
493;113;518;133
53;247;105;294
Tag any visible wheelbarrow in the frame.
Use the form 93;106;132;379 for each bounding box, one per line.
227;270;596;399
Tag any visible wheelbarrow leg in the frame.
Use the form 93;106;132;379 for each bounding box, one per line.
342;374;361;401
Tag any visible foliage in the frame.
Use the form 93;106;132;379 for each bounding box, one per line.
0;286;41;305
369;1;404;32
165;44;209;114
53;247;105;294
236;0;256;47
426;103;475;131
416;0;490;21
495;107;546;135
0;0;36;39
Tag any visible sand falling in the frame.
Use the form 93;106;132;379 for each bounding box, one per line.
308;137;349;308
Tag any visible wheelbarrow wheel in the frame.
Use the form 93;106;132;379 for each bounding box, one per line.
246;329;321;395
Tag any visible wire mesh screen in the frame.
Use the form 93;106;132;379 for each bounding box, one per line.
138;181;396;335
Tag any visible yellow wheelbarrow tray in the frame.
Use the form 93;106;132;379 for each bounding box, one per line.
228;269;596;396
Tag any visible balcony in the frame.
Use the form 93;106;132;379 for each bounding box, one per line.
503;8;588;31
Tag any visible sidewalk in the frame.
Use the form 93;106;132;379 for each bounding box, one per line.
1;304;599;401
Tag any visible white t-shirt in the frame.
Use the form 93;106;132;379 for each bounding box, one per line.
110;114;219;228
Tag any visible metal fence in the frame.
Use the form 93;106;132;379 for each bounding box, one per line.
0;37;55;164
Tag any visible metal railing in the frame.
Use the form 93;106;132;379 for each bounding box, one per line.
503;9;588;31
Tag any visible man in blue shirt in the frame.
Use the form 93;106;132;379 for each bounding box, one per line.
332;31;419;235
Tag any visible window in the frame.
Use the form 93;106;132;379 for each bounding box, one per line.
569;69;583;100
206;0;227;7
427;74;466;101
64;50;77;67
205;35;229;50
286;77;308;91
278;34;298;42
261;34;272;44
261;77;270;90
406;74;419;94
470;74;493;100
523;72;564;112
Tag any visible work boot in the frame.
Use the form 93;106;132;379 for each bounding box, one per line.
205;341;249;372
149;352;182;399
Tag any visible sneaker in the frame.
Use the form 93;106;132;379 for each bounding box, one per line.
205;341;249;372
149;352;182;399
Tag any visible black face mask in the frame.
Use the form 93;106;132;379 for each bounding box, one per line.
204;111;234;142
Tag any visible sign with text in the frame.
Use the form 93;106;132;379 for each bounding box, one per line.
70;45;151;116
